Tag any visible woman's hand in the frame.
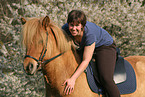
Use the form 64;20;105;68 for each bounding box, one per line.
62;78;76;95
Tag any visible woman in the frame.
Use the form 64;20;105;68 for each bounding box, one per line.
62;10;120;97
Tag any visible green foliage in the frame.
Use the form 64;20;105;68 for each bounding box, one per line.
0;0;145;96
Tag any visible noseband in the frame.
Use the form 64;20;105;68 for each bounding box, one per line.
24;28;64;70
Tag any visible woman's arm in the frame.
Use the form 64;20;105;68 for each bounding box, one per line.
62;42;95;95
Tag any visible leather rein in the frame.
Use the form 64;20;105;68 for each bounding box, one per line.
24;28;64;70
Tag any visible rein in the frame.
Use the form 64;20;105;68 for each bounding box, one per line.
24;28;64;70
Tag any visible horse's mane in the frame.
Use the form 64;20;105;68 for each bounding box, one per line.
21;17;72;53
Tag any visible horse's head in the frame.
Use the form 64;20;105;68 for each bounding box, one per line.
21;16;52;75
21;16;72;75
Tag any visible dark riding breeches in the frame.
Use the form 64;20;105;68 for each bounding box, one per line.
94;43;120;97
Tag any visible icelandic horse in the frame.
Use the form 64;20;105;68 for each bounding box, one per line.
21;16;145;97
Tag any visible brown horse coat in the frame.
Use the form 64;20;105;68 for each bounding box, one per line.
21;16;145;97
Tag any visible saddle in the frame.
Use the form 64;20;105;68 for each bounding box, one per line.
85;48;137;94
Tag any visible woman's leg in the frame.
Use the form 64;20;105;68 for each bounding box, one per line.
95;44;120;97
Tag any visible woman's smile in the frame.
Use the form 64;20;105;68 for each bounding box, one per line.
69;23;83;37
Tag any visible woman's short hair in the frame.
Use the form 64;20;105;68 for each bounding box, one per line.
67;10;87;27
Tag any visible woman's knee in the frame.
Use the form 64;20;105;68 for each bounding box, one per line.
99;75;114;86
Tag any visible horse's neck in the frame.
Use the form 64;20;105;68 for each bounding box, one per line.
43;49;79;90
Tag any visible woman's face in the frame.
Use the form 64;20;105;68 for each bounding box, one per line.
68;22;83;37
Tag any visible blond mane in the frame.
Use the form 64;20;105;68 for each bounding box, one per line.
21;17;72;53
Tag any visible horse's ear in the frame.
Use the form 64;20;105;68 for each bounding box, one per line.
21;17;27;25
42;16;50;30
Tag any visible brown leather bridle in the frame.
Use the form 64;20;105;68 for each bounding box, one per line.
24;28;64;70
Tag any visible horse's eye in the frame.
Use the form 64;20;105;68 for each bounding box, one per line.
39;40;43;44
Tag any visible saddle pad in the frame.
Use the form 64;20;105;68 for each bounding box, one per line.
85;59;137;94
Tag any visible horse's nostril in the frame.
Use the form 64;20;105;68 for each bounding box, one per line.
28;62;33;71
26;62;33;72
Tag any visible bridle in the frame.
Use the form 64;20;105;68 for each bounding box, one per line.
24;28;64;70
